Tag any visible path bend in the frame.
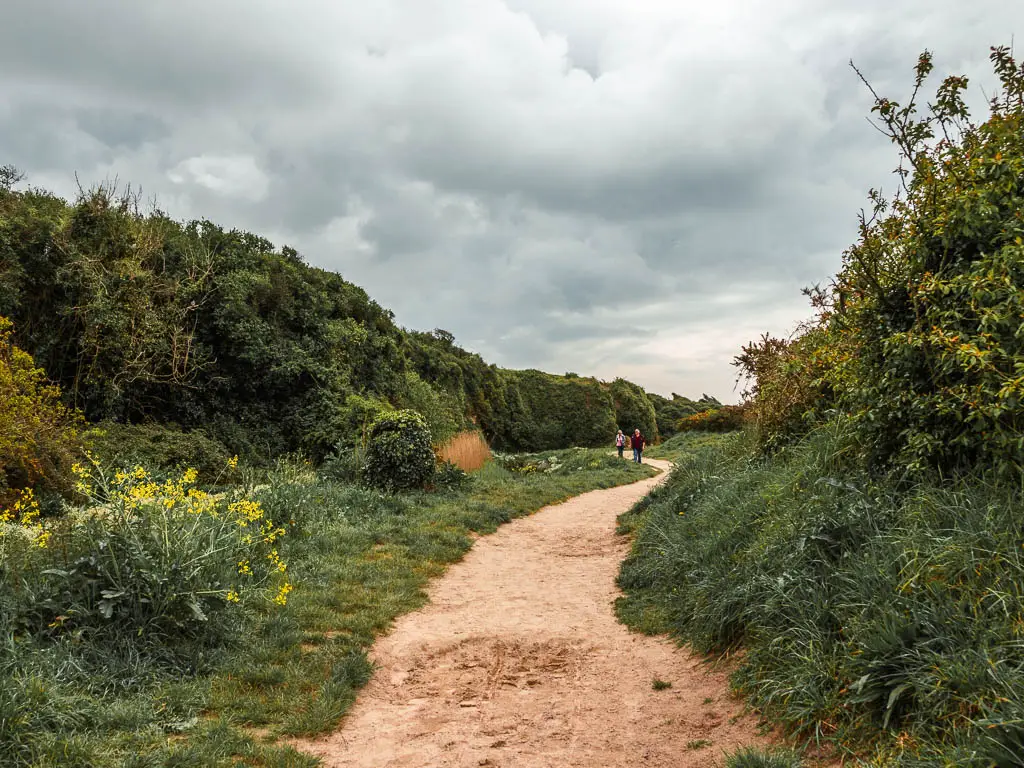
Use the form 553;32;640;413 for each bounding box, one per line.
295;458;772;767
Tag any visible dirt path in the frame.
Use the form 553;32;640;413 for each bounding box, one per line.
295;459;773;767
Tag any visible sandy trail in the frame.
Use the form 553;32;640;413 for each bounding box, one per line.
296;459;773;767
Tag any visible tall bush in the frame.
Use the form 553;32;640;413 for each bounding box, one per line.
362;410;435;492
833;47;1024;476
0;316;81;507
735;47;1024;477
675;404;748;433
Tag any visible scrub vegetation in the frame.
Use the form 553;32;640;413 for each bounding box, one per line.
617;47;1024;766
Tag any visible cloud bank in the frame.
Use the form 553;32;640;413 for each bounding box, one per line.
3;0;1022;399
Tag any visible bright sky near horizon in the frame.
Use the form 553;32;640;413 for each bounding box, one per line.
3;1;1023;400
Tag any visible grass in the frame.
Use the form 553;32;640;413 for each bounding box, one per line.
0;448;654;766
436;430;492;472
725;746;803;767
615;425;1024;766
643;431;736;463
652;677;672;691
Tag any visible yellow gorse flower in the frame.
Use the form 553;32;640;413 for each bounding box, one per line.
0;487;49;547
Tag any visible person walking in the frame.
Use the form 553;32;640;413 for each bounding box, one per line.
615;429;626;458
631;428;646;463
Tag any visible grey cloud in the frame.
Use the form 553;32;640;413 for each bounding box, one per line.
75;109;170;152
3;0;1023;400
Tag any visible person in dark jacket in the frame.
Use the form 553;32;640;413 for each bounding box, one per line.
631;428;645;463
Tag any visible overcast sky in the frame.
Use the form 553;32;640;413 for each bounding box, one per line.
3;1;1022;400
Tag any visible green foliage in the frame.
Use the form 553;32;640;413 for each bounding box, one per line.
0;178;670;461
0;316;81;508
496;369;618;450
493;447;631;476
617;426;1024;764
434;460;471;491
735;48;1024;477
0;180;409;461
610;378;658;441
2;462;289;657
319;443;368;485
81;422;234;481
830;47;1024;477
734;325;838;451
675;404;748;433
620;46;1024;767
647;392;717;438
362;410;435;492
395;371;461;445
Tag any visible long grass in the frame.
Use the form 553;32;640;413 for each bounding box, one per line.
435;430;492;472
0;448;654;766
616;426;1024;766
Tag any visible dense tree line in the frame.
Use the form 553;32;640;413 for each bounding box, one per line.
0;168;694;476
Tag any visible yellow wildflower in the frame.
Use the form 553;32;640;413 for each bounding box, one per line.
273;582;293;606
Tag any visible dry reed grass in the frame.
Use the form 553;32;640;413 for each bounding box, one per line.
436;431;492;472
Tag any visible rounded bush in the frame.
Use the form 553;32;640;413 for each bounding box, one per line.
362;409;435;492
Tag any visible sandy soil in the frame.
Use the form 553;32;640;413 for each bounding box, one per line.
295;459;775;767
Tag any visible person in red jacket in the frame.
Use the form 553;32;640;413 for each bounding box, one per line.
631;428;645;463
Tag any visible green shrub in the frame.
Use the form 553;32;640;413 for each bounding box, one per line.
81;422;234;482
829;47;1024;477
733;48;1024;476
0;316;82;509
675;404;748;433
396;371;461;445
648;392;716;438
733;327;838;450
495;369;618;450
362;410;435;492
610;378;658;442
2;461;289;656
434;460;470;491
320;443;367;484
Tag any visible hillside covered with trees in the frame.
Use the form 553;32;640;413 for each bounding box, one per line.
0;164;711;506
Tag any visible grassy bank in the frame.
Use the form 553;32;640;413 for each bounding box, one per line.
1;448;654;767
616;429;1024;766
